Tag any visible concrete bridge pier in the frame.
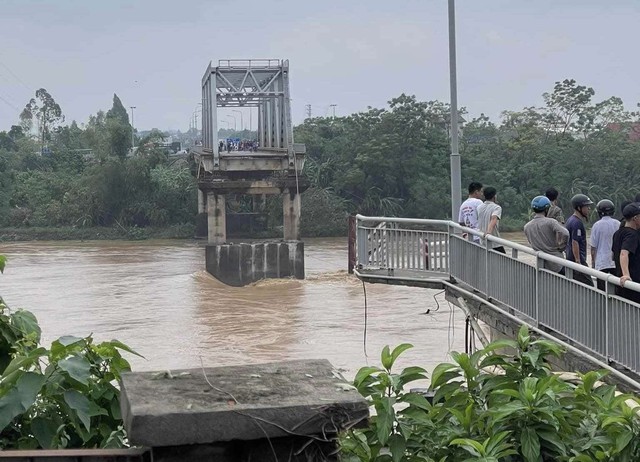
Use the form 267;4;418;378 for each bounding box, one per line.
283;188;301;241
198;190;206;214
207;192;226;245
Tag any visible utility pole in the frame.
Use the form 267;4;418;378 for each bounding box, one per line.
448;0;462;221
329;104;337;118
129;106;136;148
305;104;312;119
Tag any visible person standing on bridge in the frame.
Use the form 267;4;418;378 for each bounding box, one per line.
523;196;569;273
612;203;640;304
458;182;483;242
478;187;505;254
590;199;618;291
545;187;565;224
565;194;594;286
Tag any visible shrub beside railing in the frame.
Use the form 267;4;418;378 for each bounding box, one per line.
340;326;640;462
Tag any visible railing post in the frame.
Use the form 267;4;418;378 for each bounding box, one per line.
348;215;356;274
535;254;542;325
605;279;615;362
485;238;490;296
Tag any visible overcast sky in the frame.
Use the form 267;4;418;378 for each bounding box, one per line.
0;0;638;132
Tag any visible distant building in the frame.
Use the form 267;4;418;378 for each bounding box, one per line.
607;123;640;142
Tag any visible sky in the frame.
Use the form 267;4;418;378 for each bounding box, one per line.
0;0;638;132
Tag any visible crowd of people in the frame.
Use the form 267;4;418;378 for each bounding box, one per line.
218;139;259;153
458;182;640;304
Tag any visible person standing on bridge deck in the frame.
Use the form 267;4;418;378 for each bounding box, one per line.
478;187;505;254
545;187;565;224
612;203;640;304
565;194;594;286
523;195;569;273
590;199;618;291
458;182;483;243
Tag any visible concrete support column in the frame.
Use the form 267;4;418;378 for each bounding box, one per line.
207;192;226;244
197;189;206;214
283;188;301;241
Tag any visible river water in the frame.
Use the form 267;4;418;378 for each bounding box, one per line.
0;238;469;380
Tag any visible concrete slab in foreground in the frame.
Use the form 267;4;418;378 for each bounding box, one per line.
119;359;368;448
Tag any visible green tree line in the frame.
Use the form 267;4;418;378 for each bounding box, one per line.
294;79;640;232
2;79;639;239
0;91;196;236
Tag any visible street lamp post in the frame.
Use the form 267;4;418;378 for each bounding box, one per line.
129;106;136;148
227;115;236;131
448;0;462;221
232;110;244;131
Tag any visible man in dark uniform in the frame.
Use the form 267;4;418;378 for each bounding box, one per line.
612;203;640;304
565;194;594;286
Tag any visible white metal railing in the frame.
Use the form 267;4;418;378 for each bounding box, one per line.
354;215;640;380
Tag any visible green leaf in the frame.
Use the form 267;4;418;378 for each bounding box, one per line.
381;345;392;370
388;433;406;462
104;339;144;358
0;388;24;431
538;430;566;456
615;430;633;453
11;309;41;343
400;392;431;411
59;335;85;347
389;343;413;366
15;371;44;408
1;347;47;383
451;438;484;457
521;427;540;462
63;389;107;433
430;362;458;388
375;396;395;445
59;355;92;385
354;366;382;388
31;416;59;449
0;255;6;273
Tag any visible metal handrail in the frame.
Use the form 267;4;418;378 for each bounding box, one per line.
355;214;640;292
355;214;640;380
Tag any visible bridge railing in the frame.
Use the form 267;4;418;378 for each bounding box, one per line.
354;215;640;377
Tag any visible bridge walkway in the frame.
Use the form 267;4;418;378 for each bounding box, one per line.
351;215;640;391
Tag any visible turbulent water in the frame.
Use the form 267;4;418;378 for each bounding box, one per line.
0;237;466;379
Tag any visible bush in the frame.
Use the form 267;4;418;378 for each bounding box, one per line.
0;257;138;449
341;326;640;461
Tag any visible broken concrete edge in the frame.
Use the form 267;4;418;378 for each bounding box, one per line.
205;240;304;286
119;359;369;447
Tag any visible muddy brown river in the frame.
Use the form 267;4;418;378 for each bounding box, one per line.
0;237;469;380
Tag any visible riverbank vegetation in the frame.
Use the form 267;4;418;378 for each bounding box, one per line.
2;79;640;240
341;326;640;461
0;258;137;448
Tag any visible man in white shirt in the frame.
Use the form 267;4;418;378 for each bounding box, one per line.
590;199;619;291
478;186;505;253
458;182;483;242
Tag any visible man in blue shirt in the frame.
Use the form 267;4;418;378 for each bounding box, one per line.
565;194;594;286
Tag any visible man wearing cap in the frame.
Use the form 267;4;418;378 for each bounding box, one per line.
565;194;594;286
524;195;569;273
612;203;640;304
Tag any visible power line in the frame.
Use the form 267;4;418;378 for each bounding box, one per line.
0;60;31;91
0;93;20;112
305;104;312;119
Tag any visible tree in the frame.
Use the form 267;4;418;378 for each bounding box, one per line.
106;94;129;125
105;94;132;159
19;88;65;149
